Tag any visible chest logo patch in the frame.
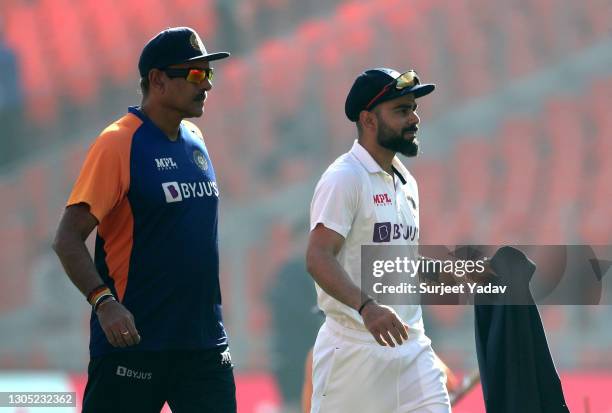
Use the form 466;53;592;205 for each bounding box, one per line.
193;150;208;171
162;182;183;203
155;157;178;170
373;193;393;206
373;222;419;243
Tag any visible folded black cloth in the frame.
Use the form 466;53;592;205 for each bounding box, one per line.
475;246;570;413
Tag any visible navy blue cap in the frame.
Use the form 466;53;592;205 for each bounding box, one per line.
345;68;435;122
138;27;230;77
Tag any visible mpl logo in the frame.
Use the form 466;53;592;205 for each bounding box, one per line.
162;182;183;203
155;157;178;170
373;193;393;206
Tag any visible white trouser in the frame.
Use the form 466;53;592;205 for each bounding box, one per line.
311;318;450;413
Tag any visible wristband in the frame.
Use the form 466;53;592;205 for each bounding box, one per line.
87;284;110;306
93;293;116;312
358;297;375;315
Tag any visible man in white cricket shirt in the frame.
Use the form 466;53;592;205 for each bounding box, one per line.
306;68;451;412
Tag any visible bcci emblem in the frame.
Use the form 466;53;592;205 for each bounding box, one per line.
193;150;208;171
189;33;203;52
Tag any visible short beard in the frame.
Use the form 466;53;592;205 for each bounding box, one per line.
376;117;419;157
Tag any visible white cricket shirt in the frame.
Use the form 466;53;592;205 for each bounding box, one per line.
310;140;424;333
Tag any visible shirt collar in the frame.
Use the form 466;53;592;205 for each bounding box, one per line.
128;106;145;121
349;140;408;184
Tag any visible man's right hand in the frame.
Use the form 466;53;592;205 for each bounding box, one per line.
361;302;409;347
96;300;141;348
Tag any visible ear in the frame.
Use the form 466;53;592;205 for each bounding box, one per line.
358;110;377;132
148;69;166;94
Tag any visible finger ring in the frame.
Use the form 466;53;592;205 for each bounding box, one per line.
121;331;129;335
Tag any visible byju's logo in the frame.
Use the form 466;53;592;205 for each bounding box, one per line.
161;181;219;203
373;222;392;242
155;157;178;170
116;365;152;380
373;222;419;242
162;182;183;203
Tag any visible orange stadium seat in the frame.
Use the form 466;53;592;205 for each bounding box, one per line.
505;9;538;78
445;0;493;98
294;20;336;100
278;157;310;185
524;0;559;58
334;2;376;74
39;0;99;104
454;138;493;210
170;0;218;40
578;156;612;243
532;209;567;244
122;0;169;44
412;160;451;244
216;59;248;108
561;0;600;48
497;119;540;211
480;119;541;243
0;216;28;312
4;3;58;122
79;0;136;83
448;139;494;242
205;59;252;199
541;98;586;210
295;18;354;155
583;0;610;40
588;78;612;141
295;19;329;48
256;39;306;116
578;204;612;244
373;0;435;75
317;48;352;155
20;164;52;244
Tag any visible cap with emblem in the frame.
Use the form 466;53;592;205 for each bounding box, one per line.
138;27;230;78
345;68;435;122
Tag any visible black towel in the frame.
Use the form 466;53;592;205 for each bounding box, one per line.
474;246;570;413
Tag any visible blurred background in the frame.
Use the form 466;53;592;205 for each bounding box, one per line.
0;0;611;411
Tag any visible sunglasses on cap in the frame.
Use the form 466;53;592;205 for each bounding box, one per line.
162;67;214;84
365;70;420;110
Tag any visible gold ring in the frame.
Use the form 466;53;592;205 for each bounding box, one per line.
121;331;129;335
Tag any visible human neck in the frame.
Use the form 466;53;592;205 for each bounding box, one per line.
359;138;395;175
140;102;181;141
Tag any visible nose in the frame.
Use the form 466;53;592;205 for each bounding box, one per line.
201;78;212;91
410;110;420;126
